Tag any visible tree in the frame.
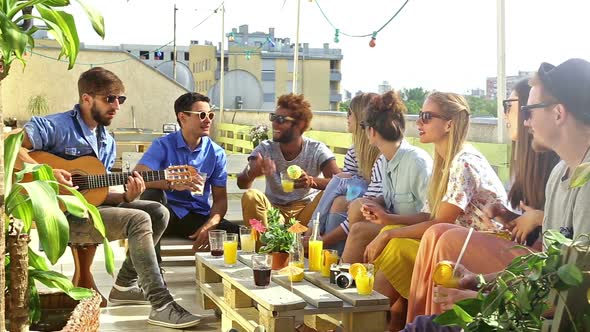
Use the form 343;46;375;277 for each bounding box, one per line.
338;99;350;112
401;87;429;114
1;1;105;329
466;95;497;117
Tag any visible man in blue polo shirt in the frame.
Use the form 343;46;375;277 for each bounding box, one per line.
136;92;239;259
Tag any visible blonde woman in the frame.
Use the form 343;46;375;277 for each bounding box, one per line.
363;92;507;331
308;93;382;254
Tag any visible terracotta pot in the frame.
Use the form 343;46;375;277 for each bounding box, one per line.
271;252;290;270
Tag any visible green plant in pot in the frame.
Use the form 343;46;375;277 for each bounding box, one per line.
4;132;114;330
250;207;296;270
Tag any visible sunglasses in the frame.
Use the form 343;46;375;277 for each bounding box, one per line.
269;113;296;124
99;94;127;105
520;102;556;121
347;109;352;118
184;111;215;120
502;99;518;115
418;111;449;124
359;121;369;130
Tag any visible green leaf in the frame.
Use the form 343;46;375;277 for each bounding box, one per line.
18;180;70;264
28;246;49;271
557;263;583;286
433;309;464;327
451;304;474;324
570;162;590;188
6;191;34;232
29;269;74;291
516;283;532;312
28;279;41;324
44;0;71;6
66;287;93;300
57;194;88;218
74;0;105;38
3;130;24;194
35;4;80;69
0;11;29;64
103;238;115;276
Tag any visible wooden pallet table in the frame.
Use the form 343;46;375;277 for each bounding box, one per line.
196;252;390;332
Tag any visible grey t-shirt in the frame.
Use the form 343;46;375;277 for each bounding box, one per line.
543;153;590;239
250;137;335;205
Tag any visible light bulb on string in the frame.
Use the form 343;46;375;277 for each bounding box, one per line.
245;50;251;60
369;31;377;48
228;32;235;42
334;29;340;43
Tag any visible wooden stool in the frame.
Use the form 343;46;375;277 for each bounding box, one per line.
69;243;107;307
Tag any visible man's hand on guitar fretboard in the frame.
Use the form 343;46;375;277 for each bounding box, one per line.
123;171;146;202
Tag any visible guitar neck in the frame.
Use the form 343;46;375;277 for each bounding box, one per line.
74;170;167;190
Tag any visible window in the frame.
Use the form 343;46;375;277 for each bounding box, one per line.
154;51;164;60
170;52;175;60
139;51;149;60
184;52;190;61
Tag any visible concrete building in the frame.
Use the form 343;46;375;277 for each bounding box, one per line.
486;71;535;99
378;80;392;94
2;39;189;131
190;24;343;111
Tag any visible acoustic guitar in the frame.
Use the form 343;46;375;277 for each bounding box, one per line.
28;151;196;207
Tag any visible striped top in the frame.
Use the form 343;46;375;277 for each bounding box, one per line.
340;155;385;234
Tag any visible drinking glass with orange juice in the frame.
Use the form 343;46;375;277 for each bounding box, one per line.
223;233;238;267
321;249;339;277
351;263;375;295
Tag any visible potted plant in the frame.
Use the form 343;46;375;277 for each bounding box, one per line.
249;208;297;270
249;124;269;149
5;131;114;331
0;0;106;329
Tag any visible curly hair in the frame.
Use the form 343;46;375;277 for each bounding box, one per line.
276;93;313;132
364;90;407;141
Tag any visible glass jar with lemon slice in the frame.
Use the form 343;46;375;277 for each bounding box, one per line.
433;261;460;288
348;263;375;295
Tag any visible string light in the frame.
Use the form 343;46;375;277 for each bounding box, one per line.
314;0;410;46
245;50;251;60
266;36;276;48
369;32;377;48
228;31;235;42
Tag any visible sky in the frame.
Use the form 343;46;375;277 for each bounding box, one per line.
65;0;590;95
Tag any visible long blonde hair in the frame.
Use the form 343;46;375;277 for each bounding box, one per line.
350;93;380;180
426;92;471;218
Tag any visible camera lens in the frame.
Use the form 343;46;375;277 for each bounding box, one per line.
336;272;354;288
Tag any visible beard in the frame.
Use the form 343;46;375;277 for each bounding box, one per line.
273;126;295;143
91;102;113;126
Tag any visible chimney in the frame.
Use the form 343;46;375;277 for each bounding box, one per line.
239;24;249;34
269;27;275;38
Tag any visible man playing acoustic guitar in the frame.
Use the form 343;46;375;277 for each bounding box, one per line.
11;67;202;329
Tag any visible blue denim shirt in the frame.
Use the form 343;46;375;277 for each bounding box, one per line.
138;131;227;218
24;105;116;171
382;140;433;215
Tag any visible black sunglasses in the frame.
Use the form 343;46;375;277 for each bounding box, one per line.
359;121;369;130
347;109;352;118
520;102;556;120
184;111;215;120
102;94;127;105
418;111;449;124
502;99;518;115
269;113;296;124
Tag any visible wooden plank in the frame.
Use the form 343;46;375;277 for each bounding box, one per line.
197;253;307;312
304;314;342;332
304;271;390;307
239;253;343;309
342;311;387;332
224;278;255;309
196;259;222;283
198;283;263;332
259;306;295;332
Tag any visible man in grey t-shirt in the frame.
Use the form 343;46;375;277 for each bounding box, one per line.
525;59;590;239
237;93;340;225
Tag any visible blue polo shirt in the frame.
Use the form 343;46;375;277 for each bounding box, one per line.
23;105;116;171
138;131;227;218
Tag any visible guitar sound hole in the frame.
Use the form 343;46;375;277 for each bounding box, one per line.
72;175;89;190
